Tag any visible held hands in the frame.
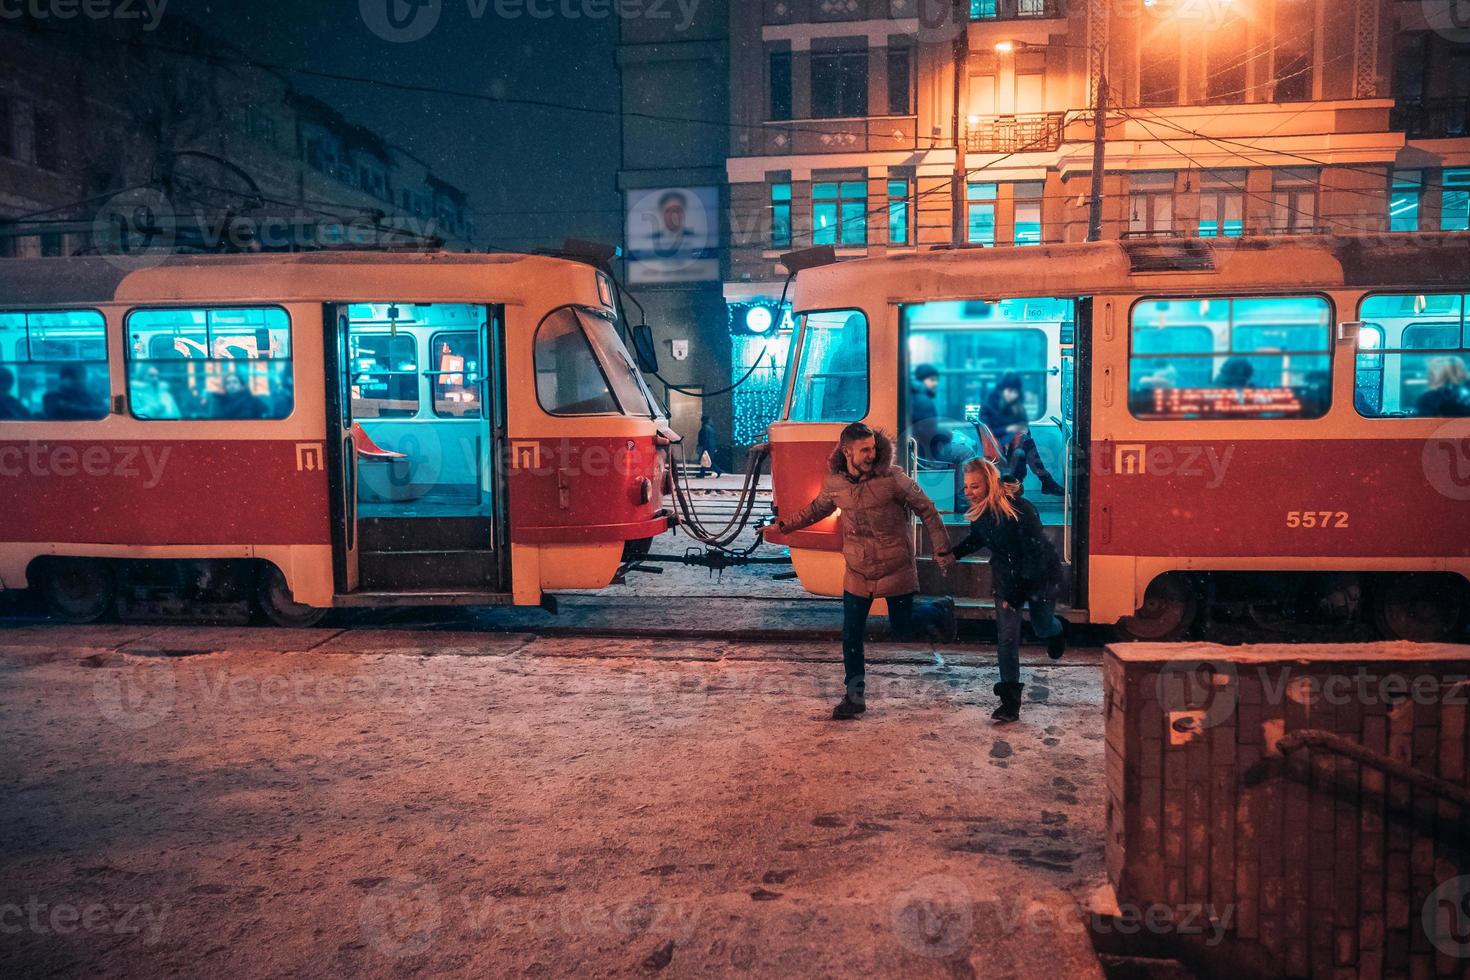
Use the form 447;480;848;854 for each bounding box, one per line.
934;550;956;574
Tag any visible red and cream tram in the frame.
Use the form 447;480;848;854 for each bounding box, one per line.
0;251;673;625
763;234;1470;642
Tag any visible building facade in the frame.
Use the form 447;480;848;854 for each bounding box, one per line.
0;17;475;260
616;2;733;465
723;0;1470;442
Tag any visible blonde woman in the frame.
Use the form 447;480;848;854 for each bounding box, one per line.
1416;356;1470;417
951;457;1066;723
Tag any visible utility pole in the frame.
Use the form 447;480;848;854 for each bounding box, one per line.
950;0;969;246
1086;67;1108;242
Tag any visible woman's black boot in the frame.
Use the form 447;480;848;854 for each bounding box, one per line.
991;682;1023;723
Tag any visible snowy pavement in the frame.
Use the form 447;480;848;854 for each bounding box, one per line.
0;628;1108;979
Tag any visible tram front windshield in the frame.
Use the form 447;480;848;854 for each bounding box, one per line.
576;309;661;419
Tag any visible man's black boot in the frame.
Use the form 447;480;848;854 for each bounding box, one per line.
1046;619;1067;660
991;682;1023;723
832;696;866;720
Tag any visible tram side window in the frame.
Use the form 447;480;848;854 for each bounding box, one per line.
1355;293;1470;418
788;309;868;423
125;307;292;420
431;331;483;419
534;308;620;415
350;333;419;419
1129;295;1333;420
0;310;109;421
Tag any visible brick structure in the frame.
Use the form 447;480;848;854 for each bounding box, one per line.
1105;643;1470;979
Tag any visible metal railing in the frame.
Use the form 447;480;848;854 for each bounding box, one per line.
1391;98;1470;141
966;113;1065;154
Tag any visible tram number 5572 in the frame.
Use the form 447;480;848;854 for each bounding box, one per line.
1286;511;1350;529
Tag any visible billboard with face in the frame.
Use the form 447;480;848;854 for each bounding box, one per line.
625;187;720;284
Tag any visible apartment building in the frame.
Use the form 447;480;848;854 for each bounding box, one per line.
722;0;1469;424
0;17;475;259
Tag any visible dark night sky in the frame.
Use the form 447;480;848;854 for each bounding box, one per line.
170;0;626;251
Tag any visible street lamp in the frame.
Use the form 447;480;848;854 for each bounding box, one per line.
994;38;1109;242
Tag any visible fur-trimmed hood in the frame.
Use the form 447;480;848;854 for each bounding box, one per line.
827;428;895;477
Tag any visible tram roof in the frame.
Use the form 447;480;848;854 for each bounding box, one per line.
790;234;1470;310
0;250;598;307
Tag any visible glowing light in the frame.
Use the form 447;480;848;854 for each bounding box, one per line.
1359;325;1383;350
745;306;774;334
966;114;983;126
994;40;1015;54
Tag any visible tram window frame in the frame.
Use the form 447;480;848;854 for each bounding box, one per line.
1353;291;1470;419
429;329;484;419
1126;294;1335;422
124;305;294;422
533;305;624;417
0;308;110;422
785;307;870;424
347;330;420;420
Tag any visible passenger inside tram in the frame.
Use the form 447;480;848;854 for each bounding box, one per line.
211;370;271;420
130;365;181;419
0;367;28;420
1416;356;1470;417
42;364;105;421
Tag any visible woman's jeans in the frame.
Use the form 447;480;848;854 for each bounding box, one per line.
841;593;942;702
995;597;1062;684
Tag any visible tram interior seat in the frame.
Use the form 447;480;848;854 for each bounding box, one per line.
352;423;417;503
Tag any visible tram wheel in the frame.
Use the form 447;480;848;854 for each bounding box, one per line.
41;558;115;624
256;566;328;629
1116;573;1200;642
1370;574;1467;643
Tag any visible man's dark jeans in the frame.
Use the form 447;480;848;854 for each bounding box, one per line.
840;592;941;703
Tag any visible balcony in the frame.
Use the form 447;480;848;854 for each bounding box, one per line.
966;113;1065;154
750;116;919;156
1391;98;1470;141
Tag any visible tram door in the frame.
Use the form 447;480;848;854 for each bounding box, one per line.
326;303;509;597
901;297;1084;611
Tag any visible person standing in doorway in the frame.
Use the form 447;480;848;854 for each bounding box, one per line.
770;423;956;720
697;415;722;478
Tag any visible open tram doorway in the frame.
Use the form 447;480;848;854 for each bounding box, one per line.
323;303;510;600
900;296;1086;614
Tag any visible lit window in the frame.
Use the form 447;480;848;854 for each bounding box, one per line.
771;182;792;249
813;180;867;247
431;331;484;419
0;310;109;422
788;309;869;423
970;0;997;18
967;181;997;246
1014;181;1043;246
1442;169;1470;232
125;307;293;421
1199;171;1246;238
1354;292;1470;418
1391;170;1423;232
888;177;912;246
1128;295;1333;420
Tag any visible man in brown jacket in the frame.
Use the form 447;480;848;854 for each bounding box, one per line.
771;422;956;720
